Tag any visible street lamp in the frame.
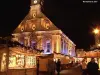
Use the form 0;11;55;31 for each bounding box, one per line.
93;28;100;48
98;44;100;47
93;28;99;34
93;28;100;69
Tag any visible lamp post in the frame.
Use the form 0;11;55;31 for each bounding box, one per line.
93;28;100;48
93;28;100;69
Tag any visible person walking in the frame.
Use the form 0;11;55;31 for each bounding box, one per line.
81;59;87;75
87;58;99;75
56;59;61;75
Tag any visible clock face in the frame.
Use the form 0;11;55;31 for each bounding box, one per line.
32;11;36;18
41;18;50;29
21;26;24;32
45;23;50;29
32;24;36;30
45;19;50;29
33;12;36;18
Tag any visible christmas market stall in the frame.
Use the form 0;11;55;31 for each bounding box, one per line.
8;47;37;69
77;50;100;70
0;45;38;75
36;54;54;72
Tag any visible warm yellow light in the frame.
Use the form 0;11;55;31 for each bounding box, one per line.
98;58;100;70
93;28;99;34
9;57;16;68
34;0;37;4
98;44;100;47
1;53;6;72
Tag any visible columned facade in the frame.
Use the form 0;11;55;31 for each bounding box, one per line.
37;35;43;50
12;0;76;56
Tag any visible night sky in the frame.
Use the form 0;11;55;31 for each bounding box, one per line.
0;0;100;49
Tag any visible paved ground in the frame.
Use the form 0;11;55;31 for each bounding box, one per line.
39;65;82;75
55;65;82;75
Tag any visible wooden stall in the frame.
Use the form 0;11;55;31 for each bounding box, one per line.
37;54;54;72
0;45;37;75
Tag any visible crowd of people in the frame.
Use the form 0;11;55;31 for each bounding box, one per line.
81;58;99;75
37;57;99;75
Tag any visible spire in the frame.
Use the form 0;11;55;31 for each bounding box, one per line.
31;0;43;6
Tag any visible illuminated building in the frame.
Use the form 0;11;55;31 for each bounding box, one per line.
12;0;76;57
0;0;76;74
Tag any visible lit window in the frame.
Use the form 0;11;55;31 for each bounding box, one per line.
9;55;16;69
31;41;36;49
61;39;64;54
63;41;67;54
46;41;51;52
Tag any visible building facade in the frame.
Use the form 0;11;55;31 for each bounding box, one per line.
12;0;76;57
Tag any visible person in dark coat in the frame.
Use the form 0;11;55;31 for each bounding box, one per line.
87;58;99;75
56;59;61;75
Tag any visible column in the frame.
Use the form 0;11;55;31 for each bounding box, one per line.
61;38;64;54
68;42;71;56
24;37;29;46
51;35;55;53
63;40;67;55
51;35;61;53
65;42;68;55
27;37;30;47
37;36;43;50
24;33;31;47
56;35;61;53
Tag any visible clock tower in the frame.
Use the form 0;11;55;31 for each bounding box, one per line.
30;0;43;18
12;0;76;56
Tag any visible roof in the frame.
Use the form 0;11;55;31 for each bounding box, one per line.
13;5;59;33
